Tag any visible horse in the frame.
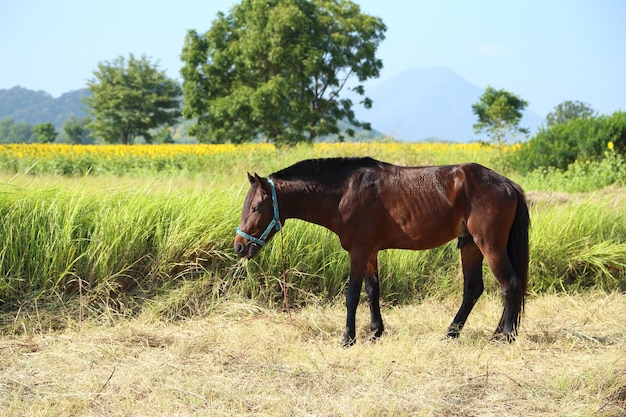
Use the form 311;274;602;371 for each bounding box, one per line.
234;157;530;347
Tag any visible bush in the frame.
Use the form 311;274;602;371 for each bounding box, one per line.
511;111;626;173
520;145;626;192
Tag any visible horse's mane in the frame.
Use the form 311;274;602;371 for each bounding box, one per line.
270;157;381;184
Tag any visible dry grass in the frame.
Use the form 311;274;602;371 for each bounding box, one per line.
526;186;626;207
1;293;625;416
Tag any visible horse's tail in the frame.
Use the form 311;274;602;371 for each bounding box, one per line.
508;183;530;328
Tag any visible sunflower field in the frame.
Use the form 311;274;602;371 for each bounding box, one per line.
0;142;514;180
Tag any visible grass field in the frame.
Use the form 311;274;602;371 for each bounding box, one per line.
0;143;624;415
1;293;624;416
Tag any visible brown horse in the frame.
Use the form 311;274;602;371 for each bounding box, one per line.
234;157;529;346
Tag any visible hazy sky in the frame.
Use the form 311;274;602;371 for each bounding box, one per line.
1;0;624;117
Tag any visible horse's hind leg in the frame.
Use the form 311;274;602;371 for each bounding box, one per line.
483;249;522;342
447;239;484;338
365;253;384;340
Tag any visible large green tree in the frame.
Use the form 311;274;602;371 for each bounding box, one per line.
84;54;182;145
472;86;529;147
181;0;386;144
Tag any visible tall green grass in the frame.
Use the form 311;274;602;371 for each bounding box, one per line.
529;197;626;292
0;177;239;317
1;175;624;328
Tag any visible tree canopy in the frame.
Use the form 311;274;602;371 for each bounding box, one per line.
472;86;529;146
546;100;595;127
63;116;90;144
181;0;386;145
511;111;626;173
0;118;35;143
84;54;182;145
33;123;57;144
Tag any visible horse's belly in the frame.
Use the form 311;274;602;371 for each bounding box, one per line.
383;213;465;250
384;232;457;250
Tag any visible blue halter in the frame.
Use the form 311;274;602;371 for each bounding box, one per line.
236;178;281;247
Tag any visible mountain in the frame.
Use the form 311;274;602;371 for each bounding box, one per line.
353;67;544;142
0;86;89;128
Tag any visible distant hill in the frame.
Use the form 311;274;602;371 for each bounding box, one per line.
353;67;544;142
0;86;89;128
2;70;545;143
0;86;380;143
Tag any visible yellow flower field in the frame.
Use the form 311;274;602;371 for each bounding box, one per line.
0;142;515;178
0;143;275;160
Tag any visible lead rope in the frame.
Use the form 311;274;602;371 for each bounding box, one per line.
279;225;293;322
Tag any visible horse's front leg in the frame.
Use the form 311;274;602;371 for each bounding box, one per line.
342;251;369;347
342;273;362;347
365;253;384;340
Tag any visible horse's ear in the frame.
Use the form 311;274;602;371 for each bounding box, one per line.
254;173;271;195
247;172;255;184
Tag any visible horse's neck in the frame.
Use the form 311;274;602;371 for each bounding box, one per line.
278;181;339;230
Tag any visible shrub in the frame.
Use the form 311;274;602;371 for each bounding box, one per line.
520;144;626;192
511;111;626;173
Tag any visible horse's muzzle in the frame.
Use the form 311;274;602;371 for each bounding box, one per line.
234;239;261;259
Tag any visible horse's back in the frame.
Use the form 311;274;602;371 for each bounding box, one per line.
335;162;462;250
340;161;521;251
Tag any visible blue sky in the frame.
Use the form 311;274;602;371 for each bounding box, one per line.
1;0;624;117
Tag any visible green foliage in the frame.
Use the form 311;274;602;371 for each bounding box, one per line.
33;123;57;144
62;116;91;144
181;0;386;144
472;86;529;145
0;118;36;143
546;100;595;127
472;86;529;172
84;54;182;145
511;111;626;173
153;127;175;144
519;148;626;192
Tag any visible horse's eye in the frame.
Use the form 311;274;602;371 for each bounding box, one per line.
252;204;261;213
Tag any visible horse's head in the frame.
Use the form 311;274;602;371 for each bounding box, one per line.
234;173;282;259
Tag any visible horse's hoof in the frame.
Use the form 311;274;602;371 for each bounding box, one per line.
445;330;461;339
491;332;516;343
341;336;356;348
446;323;463;339
366;332;382;343
369;326;384;341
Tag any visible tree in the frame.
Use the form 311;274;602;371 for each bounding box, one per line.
181;0;386;144
153;127;175;144
546;100;595;127
63;116;90;144
33;123;57;144
84;54;182;145
472;86;529;147
472;86;529;172
0;118;36;143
